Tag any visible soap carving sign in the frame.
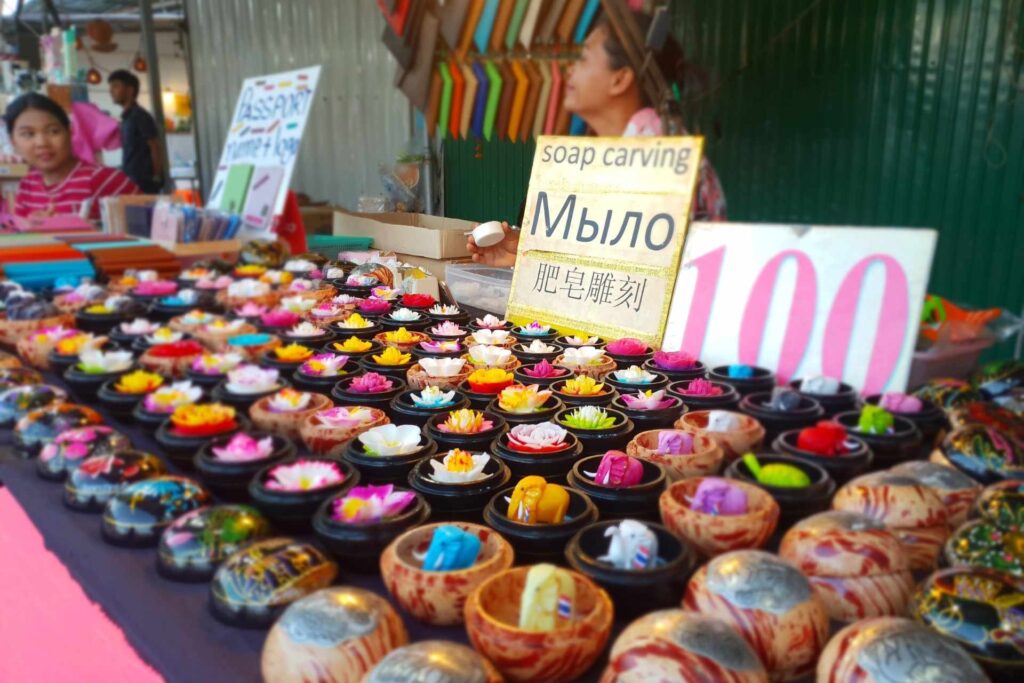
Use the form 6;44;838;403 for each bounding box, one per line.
663;223;938;394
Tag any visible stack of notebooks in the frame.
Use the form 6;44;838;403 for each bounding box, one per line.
72;238;180;281
0;234;95;290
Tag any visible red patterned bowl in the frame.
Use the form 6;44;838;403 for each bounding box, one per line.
675;410;765;462
627;429;725;482
659;477;779;557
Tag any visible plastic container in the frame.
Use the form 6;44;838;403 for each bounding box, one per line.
907;339;992;388
446;263;513;316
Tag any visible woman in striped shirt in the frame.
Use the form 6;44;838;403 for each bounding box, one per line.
5;93;139;222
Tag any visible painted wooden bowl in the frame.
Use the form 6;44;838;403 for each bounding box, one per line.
364;640;502;682
299;406;389;457
779;510;914;622
675;410;765;462
890;460;982;527
36;425;131;481
157;504;270;582
832;472;950;571
261;587;407;683
817;617;989;683
626;429;724;482
943;518;1024;577
683;550;829;682
249;391;333;441
464;566;613;683
974;480;1024;528
935;424;1024;485
379;522;514;626
602;610;768;683
659;477;779;557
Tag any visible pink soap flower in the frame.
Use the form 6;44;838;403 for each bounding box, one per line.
682;378;723;397
348;372;394;394
653;351;698;371
606;338;649;356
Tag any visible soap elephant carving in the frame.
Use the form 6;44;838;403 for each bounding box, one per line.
507;476;569;524
418;525;482;571
598;519;658;570
519;563;576;631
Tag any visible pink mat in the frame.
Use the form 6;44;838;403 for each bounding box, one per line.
0;489;163;683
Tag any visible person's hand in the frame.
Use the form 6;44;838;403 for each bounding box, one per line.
467;221;520;268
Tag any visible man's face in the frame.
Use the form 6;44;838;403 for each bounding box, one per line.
109;81;129;106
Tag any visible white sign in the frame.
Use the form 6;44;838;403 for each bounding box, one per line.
663;223;937;394
206;65;321;236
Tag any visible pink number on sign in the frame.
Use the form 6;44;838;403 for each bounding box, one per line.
822;254;909;394
738;249;817;383
678;246;726;355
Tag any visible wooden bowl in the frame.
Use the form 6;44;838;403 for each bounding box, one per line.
464;566;613;683
380;522;514;626
299;407;389;457
889;460;982;527
675;410;765;462
659;477;779;557
248;392;333;441
554;353;617;380
627;429;724;481
404;363;471;391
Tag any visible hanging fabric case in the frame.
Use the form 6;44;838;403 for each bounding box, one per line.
508;59;530;141
471;60;490;140
437;62;453;140
544;59;562;134
518;0;544;50
490;0;516;53
574;0;600;43
438;0;471;48
448;58;465;140
425;69;442;137
538;0;568;44
519;60;542;142
397;9;439;112
533;57;553;137
556;0;586;44
458;0;485;59
474;0;501;55
495;60;517;141
505;0;531;50
483;60;504;141
459;61;479;139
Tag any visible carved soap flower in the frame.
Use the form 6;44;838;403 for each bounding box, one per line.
147;340;205;359
467;368;515;393
143;381;202;413
358;424;423;456
260;310;301;328
347;274;379;287
201;318;247;334
681;378;723;396
561;346;607;368
133;280;177;297
289;279;315;293
233;302;268;318
438;409;494;434
316;406;378;428
383;327;421;345
431;321;466;336
402;293;436;309
286;322;326;338
373;347;412;366
77;349;134;374
621;389;675;411
233;264;267;278
191;352;243;375
564;335;600;346
120;318;159;335
429;304;461;316
267;388;313;412
299;353;350;377
657;430;694;455
519;321;551;336
410;386;457;408
179;309;215;325
273;343;314;363
284;258;317;273
333;336;372;353
613;365;657;384
310;303;345;320
474;314;507;329
371;286;400;300
389;308;423;323
114;370;164;394
337;313;373;329
560;376;607;396
260;269;292;285
212;433;274;462
30;325;78;344
652;351;698;371
332;294;362;305
358;298;392;315
349;372;394;394
55;333;97;356
333;484;415;523
144;327;183;345
472;329;510;346
562;405;617;430
468;345;511;368
507;422;569;452
524;339;557;354
169;402;237;436
160;289;199;306
522;360;565;379
880;392;924;413
195;275;233;290
799;375;840;395
264;459;344;492
180;266;212;281
324;267;346;280
225;365;281;394
419;357;467;378
606;338;648;356
499;385;553;414
420;340;462;354
429;449;491;483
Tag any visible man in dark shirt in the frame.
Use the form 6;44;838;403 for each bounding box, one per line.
108;70;165;193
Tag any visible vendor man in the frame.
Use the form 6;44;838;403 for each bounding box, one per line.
108;69;165;193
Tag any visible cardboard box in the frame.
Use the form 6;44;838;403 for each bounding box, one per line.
300;205;338;236
171;239;241;268
332;209;474;260
396;253;471;281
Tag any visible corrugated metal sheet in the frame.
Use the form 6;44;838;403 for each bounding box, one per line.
185;0;410;208
444;0;1024;319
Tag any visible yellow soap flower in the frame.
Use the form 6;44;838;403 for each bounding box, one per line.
339;313;372;329
170;403;236;428
274;343;314;362
440;409;491;434
467;368;514;385
498;385;552;413
234;264;266;276
55;334;93;356
383;327;418;344
114;370;165;394
444;449;476;473
84;304;112;314
562;376;606;396
372;346;411;366
334;336;372;352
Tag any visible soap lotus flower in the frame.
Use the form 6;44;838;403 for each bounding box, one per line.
56;333;98;356
146;340;205;358
180;267;212;280
212;433;274;462
30;325;78;344
84;303;114;314
201;318;247;333
519;361;561;380
260;310;301;328
287;279;314;292
260;269;293;285
133;280;177;297
652;351;698;371
62;283;104;302
390;308;422;322
347;274;379;287
431;321;466;336
195;275;233;290
474;314;507;329
606;338;648;356
419;357;466;378
233;302;268;318
561;346;607;367
179;309;215;325
524;339;557;353
371;286;400;300
562;405;617;430
227;334;273;349
358;424;422;456
233;264;267;277
471;329;510;346
880;392;924;413
337;313;373;329
316;406;378;428
77;349;134;374
621;389;675;411
267;388;313;412
429;304;461;315
299;353;350;377
114;370;164;394
310;303;345;319
143;381;202;413
681;378;722;396
410;386;457;408
332;484;415;522
657;431;694;455
348;372;394;393
519;321;552;335
468;345;511;368
499;385;553;414
429;450;491;483
402;293;436;308
383;327;421;344
264;459;344;492
333;336;372;352
438;409;494;434
274;342;313;362
467;368;515;393
563;335;600;346
160;289;198;306
286;322;326;338
507;422;569;452
225;365;280;394
373;347;412;366
419;340;462;354
324;267;346;279
332;294;362;305
284;258;317;273
144;327;183;345
613;365;657;384
191;353;243;375
120;318;159;335
560;376;606;396
358;298;392;314
169;402;237;436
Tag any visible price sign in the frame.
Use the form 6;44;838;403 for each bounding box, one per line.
663;223;938;394
507;135;703;346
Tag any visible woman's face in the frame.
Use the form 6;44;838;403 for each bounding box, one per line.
11;108;71;173
564;25;631;118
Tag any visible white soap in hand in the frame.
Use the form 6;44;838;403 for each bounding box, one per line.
471;221;506;248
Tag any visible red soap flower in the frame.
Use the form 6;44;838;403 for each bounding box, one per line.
796;421;849;456
401;293;436;309
147;340;205;358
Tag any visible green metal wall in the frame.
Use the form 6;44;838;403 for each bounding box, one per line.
443;0;1024;319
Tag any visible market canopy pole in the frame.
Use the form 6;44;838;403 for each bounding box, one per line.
139;0;171;189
